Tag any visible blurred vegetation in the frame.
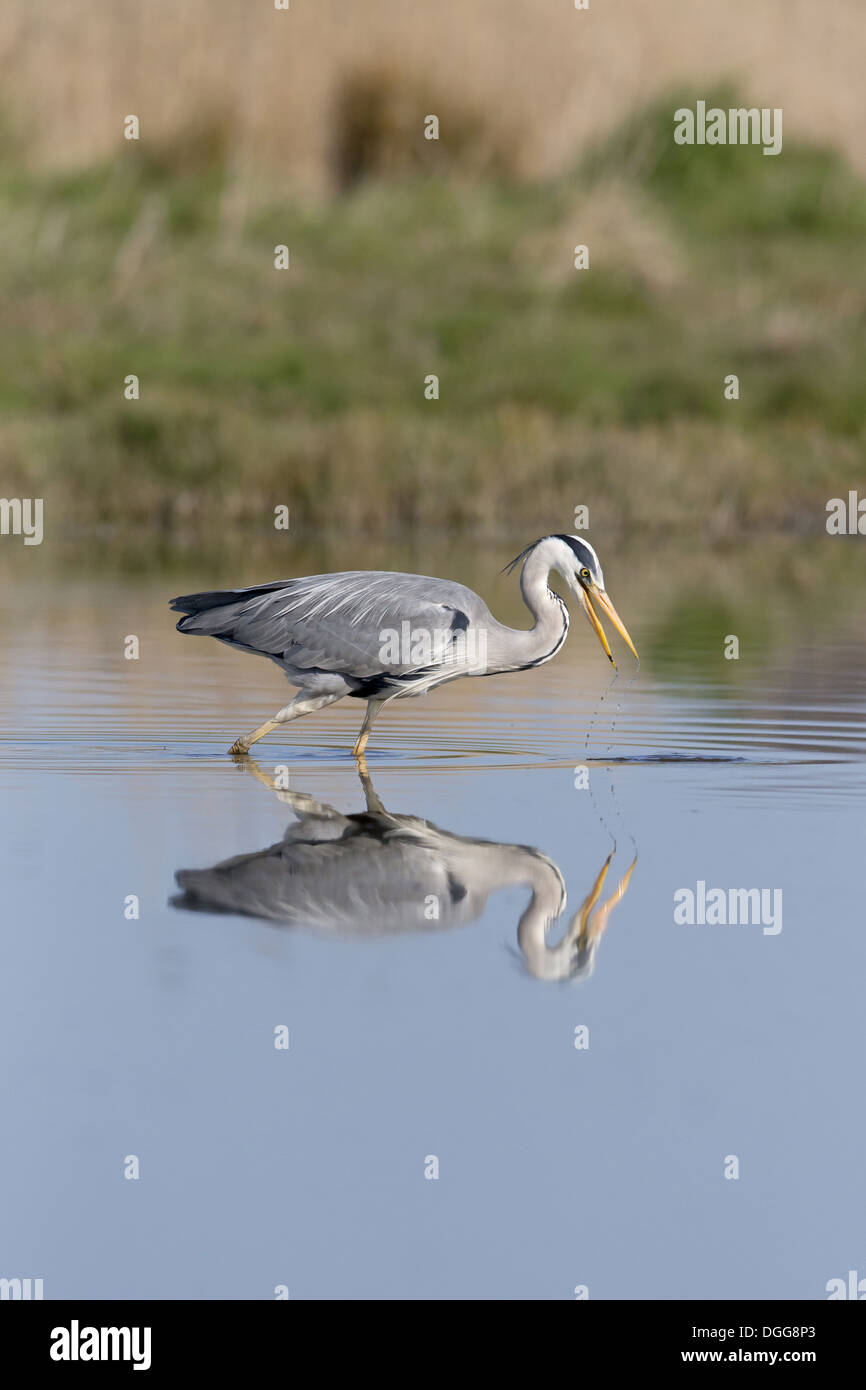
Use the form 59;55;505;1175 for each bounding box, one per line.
0;86;863;538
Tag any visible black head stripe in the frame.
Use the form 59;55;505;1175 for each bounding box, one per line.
555;535;596;570
504;534;599;578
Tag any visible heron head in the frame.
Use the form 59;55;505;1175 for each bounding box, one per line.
504;533;639;667
553;534;639;668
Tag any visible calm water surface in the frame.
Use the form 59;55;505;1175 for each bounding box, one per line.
1;538;864;1299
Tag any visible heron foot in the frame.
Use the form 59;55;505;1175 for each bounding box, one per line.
227;718;281;755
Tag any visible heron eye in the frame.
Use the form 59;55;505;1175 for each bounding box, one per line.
580;568;591;581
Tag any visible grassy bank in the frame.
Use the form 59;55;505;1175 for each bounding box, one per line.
1;91;864;537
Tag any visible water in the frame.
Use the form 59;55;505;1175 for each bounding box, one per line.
1;536;864;1299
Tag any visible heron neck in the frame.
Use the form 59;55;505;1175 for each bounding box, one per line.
482;544;568;673
511;549;568;660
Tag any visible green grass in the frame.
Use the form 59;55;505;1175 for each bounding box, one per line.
1;88;864;535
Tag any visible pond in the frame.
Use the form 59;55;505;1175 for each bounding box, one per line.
0;533;863;1298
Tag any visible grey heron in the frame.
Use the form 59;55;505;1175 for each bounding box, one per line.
170;533;638;756
171;757;637;982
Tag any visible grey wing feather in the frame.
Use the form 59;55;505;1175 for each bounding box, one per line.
172;571;492;684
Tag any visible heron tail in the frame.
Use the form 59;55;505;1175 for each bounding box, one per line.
169;582;289;634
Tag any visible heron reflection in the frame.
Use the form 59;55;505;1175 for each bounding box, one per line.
171;758;636;982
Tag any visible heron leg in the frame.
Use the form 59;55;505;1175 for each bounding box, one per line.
227;691;343;755
354;755;386;812
352;700;384;758
232;753;346;819
228;719;279;756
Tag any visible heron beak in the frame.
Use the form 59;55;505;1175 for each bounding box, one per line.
594;588;639;663
575;584;639;667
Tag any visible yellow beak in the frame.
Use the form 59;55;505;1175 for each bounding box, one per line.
580;586;639;668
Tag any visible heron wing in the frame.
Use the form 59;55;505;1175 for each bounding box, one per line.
173;571;491;684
